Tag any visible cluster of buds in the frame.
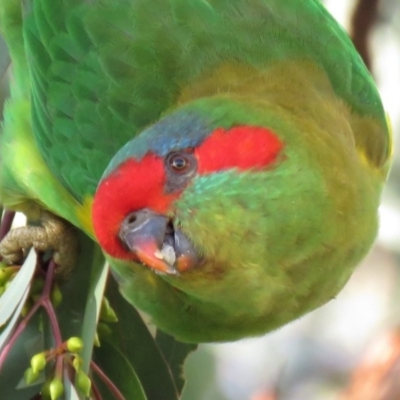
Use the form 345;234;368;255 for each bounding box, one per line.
24;337;91;399
20;279;63;318
29;278;62;306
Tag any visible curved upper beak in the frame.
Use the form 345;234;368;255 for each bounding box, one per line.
118;209;200;275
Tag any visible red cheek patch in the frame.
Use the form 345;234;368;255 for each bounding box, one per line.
196;126;283;174
92;154;179;259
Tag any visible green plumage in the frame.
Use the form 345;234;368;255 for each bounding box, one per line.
1;0;390;203
0;0;391;342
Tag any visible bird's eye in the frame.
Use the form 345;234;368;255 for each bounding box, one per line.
166;152;192;173
164;150;197;192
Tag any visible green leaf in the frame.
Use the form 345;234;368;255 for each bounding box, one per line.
55;232;107;373
103;275;180;400
0;249;36;329
75;370;91;397
79;254;108;373
93;340;147;400
0;284;30;352
155;330;198;394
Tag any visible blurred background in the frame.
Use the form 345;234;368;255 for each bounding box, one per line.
182;1;400;399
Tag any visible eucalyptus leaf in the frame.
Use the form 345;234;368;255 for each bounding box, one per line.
104;276;180;400
54;232;107;374
0;285;30;352
94;339;147;400
0;248;36;328
79;256;108;373
155;330;198;395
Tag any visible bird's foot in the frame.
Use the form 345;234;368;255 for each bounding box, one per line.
0;211;78;276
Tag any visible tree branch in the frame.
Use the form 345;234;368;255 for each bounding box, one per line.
351;0;380;71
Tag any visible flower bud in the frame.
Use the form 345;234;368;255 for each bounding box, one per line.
30;278;45;295
51;285;62;307
30;352;46;373
49;377;64;400
100;298;118;323
72;355;83;371
24;367;40;384
76;370;91;397
66;337;84;353
97;322;112;338
93;332;101;347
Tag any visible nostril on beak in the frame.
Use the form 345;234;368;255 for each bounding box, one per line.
126;213;138;226
119;211;147;241
122;210;152;232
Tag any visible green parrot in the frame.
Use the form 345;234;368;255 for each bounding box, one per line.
0;0;391;343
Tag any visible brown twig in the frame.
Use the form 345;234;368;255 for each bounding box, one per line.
351;0;380;71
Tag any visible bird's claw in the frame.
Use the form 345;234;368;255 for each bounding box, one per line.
0;211;78;276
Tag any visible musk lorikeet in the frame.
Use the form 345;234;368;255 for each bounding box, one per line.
0;0;391;342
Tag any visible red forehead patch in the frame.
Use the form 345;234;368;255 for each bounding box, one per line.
195;126;283;174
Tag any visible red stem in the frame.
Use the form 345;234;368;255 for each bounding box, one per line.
41;263;62;346
90;361;126;400
91;382;104;400
0;260;63;374
0;295;41;371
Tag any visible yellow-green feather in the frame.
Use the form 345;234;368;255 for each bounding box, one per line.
0;0;94;233
0;97;93;233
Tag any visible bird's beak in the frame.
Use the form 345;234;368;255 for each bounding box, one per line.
118;209;199;275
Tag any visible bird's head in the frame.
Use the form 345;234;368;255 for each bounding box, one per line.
92;92;374;308
92;98;286;276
